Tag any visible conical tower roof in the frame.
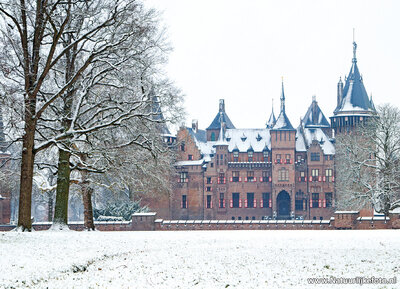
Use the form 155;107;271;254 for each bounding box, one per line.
272;81;294;130
207;99;235;130
302;96;330;128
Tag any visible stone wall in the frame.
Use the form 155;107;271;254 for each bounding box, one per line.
0;211;399;232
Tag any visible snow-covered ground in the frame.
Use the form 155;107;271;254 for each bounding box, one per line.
0;230;399;288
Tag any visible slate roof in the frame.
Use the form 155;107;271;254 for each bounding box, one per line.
266;108;276;128
272;81;294;130
334;42;376;114
302;99;330;128
207;99;236;130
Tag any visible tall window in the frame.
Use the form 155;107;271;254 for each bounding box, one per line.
206;195;212;209
312;193;319;208
219;193;225;208
180;172;188;183
248;151;253;162
276;154;281;164
262;193;270;208
295;200;303;210
211;132;216;141
311;169;319;182
232;193;240;208
285;154;291;163
232;171;239;182
325;192;333;208
233;151;239;162
325;169;333;182
311;152;320;161
218;173;225;184
247;171;254;181
247;193;254;208
262;171;269;182
181;195;187;209
300;171;305;182
206;177;212;184
263;151;269;162
188;154;193;160
180;142;185;152
278;168;289;181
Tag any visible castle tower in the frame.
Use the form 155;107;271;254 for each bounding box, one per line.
206;99;235;141
330;41;376;135
270;81;296;219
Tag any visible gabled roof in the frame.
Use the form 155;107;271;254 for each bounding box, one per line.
302;98;330;128
207;99;235;130
272;81;294;130
334;42;375;114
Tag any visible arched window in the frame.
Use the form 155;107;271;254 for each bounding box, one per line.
211;132;215;141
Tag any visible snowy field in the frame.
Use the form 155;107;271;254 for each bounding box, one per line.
0;230;399;289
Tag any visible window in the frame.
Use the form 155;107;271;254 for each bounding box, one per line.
232;216;235;220
211;132;216;141
300;171;305;182
206;177;212;184
311;152;320;161
188;154;193;160
285;154;291;164
252;216;256;220
247;193;254;208
219;193;225;208
262;171;269;182
232;193;240;208
180;172;188;183
325;169;333;182
180;142;185;152
312;193;319;208
278;168;289;181
238;216;242;220
297;155;302;162
181;195;187;208
245;216;249;220
247;171;254;181
263;151;269;161
311;169;319;182
262;193;270;208
295;200;303;210
233;151;239;162
276;154;281;164
206;195;212;209
210;163;214;168
206;186;211;192
325;192;333;208
218;173;225;184
232;171;239;182
248;151;253;162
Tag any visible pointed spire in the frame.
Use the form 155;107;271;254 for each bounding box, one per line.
266;98;276;128
352;41;357;64
280;78;285;113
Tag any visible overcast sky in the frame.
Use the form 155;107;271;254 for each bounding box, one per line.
146;0;400;130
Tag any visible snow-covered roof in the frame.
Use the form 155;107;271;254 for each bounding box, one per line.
266;109;276;128
334;42;375;115
302;127;335;155
302;99;330;128
295;126;307;152
225;129;271;152
207;99;235;130
273;111;294;130
175;159;205;166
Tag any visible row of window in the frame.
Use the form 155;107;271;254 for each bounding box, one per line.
181;192;333;209
179;169;333;183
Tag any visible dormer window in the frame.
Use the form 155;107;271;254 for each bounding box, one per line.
263;150;269;161
248;151;253;162
226;137;231;142
241;134;247;142
256;134;262;142
233;151;239;162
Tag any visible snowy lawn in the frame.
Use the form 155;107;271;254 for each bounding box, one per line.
0;230;399;288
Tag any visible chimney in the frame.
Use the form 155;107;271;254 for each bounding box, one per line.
219;99;225;113
192;119;198;133
337;77;343;107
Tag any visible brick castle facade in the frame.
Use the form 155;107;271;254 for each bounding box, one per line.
168;42;376;221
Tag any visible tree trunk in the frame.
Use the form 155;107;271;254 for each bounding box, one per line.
83;184;95;231
17;127;36;231
53;149;71;227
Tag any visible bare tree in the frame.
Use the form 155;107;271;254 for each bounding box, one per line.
0;1;182;231
336;104;400;216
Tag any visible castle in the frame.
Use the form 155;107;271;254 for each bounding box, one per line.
169;42;376;221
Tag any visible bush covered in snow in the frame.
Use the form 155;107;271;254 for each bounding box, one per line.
93;200;148;221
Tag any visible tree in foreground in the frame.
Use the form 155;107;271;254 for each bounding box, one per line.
0;1;182;230
336;104;400;216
